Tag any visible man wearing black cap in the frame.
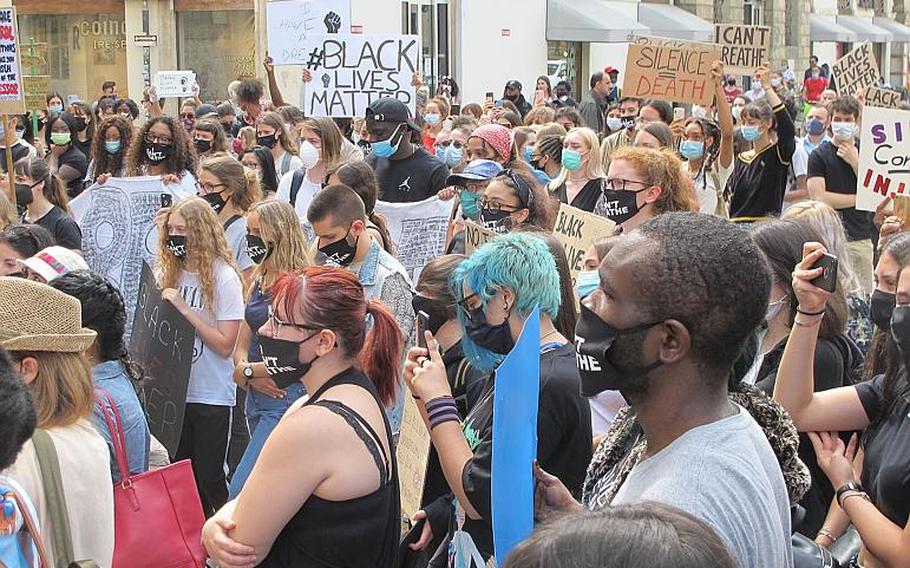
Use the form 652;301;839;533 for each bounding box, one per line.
364;97;449;203
502;80;532;117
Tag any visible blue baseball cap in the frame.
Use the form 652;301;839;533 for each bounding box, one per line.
445;160;504;186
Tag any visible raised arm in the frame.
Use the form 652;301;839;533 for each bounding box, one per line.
263;54;287;108
712;62;735;169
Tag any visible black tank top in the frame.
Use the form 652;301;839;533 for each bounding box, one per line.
259;367;400;567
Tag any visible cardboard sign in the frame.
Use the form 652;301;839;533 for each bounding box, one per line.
552;204;616;284
267;0;352;65
395;394;430;521
464;220;496;254
0;8;25;115
856;106;910;212
302;33;419;118
22;75;48;111
832;42;880;99
129;262;195;457
623;36;721;105
155;71;196;98
714;25;770;76
866;86;903;109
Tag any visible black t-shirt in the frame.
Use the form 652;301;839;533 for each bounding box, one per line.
856;373;910;527
74;136;91;161
555;177;605;213
807;141;873;241
29;205;82;249
58;145;89;198
0;142;31;173
365;146;449;203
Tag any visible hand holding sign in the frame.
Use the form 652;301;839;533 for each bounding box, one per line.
754;62;771;86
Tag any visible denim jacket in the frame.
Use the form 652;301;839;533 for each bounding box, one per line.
91;360;151;483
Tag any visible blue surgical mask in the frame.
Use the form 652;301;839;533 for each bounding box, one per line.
425;113;441;126
806;118;826;137
371;125;402;159
575;269;600;299
741;125;761;142
459;188;481;220
105;140;122;154
562;148;583;171
522;145;534;163
48;103;63;114
443;145;463;167
679;140;704;160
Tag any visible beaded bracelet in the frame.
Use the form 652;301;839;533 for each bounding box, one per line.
426;395;460;429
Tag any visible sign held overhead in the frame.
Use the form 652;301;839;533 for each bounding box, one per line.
714;25;770;76
267;0;352;65
623;36;721;105
832;42;880;99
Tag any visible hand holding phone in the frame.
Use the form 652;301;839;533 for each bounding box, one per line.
160;193;173;209
673;107;685;121
810;253;838;293
416;310;430;350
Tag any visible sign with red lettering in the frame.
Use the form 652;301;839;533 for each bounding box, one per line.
0;7;25;114
622;36;721;105
714;25;770;76
856;106;910;212
832;42;880;99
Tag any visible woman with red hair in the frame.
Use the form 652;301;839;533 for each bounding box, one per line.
202;266;403;568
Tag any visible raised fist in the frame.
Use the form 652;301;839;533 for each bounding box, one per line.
324;11;341;33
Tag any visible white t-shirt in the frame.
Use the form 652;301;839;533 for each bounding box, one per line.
693;161;732;215
791;144;809;178
277;167;321;221
275;150;304;178
178;260;245;406
223;215;254;271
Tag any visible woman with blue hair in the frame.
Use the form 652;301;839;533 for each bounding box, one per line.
404;232;592;566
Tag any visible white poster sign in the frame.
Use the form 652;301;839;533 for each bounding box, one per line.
155;71;196;98
302;33;419;118
374;196;452;282
267;0;351;65
856;106;910;212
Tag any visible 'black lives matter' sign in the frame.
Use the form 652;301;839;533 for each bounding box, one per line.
832;42;880;99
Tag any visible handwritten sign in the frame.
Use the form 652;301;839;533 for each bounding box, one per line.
856;106;910;212
866;85;903;109
623;36;721;105
464;220;496;254
267;0;351;65
396;394;430;521
374;196;450;281
0;8;25;115
129;263;195;457
302;33;419;118
832;42;880;99
22;75;48;111
714;25;770;76
552;204;616;283
155;71;196;98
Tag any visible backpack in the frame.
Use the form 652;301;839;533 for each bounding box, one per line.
289;169;306;208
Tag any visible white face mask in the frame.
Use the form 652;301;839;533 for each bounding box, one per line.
831;122;856;141
299;140;320;169
732;106;743;121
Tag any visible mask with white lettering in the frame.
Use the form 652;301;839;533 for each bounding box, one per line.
258;333;320;389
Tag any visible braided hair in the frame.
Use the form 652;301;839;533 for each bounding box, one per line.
688;118;722;193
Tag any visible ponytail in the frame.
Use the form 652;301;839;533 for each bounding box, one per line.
46;174;70;212
360;298;404;406
14;156;69;212
242;165;263;209
367;212;395;255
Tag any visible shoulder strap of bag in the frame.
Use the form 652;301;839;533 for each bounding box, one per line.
32;429;75;566
7;488;53;568
222;214;243;233
93;388;130;484
280;152;291;175
289;169;305;207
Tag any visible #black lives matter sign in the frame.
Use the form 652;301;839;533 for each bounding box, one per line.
129;262;195;457
302;33;419;118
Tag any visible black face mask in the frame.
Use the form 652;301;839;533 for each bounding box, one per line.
257;134;277;149
146;143;172;164
890;305;910;361
194;139;212;153
412;295;450;336
245;234;272;265
15;182;35;210
200;190;227;215
870;289;896;331
357;138;372;155
318;229;359;267
600;188;645;224
258;333;320;389
529;158;543;171
620;116;637;131
574;302;662;397
73;117;87;132
480;209;512;234
220;121;234;132
166;235;187;259
464;303;514;355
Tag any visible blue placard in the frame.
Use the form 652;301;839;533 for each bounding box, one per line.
491;307;541;562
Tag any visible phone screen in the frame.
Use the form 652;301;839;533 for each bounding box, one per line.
160;193;173;209
451;103;461;116
485;92;495;104
674;107;685;121
417;310;430;350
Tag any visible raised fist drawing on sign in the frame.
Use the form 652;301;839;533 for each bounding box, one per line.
324;11;341;33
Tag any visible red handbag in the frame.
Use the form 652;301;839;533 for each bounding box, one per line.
95;390;207;568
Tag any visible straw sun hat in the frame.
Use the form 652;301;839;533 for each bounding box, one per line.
0;276;97;353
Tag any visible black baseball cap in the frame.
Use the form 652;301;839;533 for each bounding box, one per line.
505;80;522;91
195;103;218;119
365;97;419;132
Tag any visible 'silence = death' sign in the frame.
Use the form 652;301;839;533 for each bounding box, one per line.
623;36;721;106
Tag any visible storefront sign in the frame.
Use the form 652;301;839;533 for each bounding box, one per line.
856;106;910;212
623;36;721;105
865;85;903;109
133;34;158;47
302;33;420;118
0;7;25;114
832;42;880;99
714;24;770;76
156;70;196;98
72;18;127;51
267;0;351;65
552;203;615;284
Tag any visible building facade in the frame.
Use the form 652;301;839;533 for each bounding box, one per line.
11;0;910;110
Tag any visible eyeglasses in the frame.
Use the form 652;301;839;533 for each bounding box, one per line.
267;306;317;339
180;113;195;120
456;292;479;320
478;197;520;213
435;140;465;149
144;135;173;145
604;177;649;191
196;182;226;194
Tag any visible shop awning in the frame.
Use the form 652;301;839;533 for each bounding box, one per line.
636;3;715;43
810;16;859;43
546;0;649;43
873;17;910;42
836;15;894;42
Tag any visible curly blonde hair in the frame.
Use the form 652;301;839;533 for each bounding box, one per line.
248;199;311;293
157;197;240;313
609;146;697;215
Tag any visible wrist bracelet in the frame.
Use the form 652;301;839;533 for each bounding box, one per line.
794;317;823;328
816;528;836;543
426;395;460;429
797;307;826;316
835;481;863;506
840;492;871;507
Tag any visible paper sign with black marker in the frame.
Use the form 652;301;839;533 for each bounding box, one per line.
714;25;770;76
129;262;195;457
832;42;880;99
552;204;616;285
856;106;910;212
865;86;903;109
266;0;352;66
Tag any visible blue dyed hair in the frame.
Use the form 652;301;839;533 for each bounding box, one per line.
452;232;560;371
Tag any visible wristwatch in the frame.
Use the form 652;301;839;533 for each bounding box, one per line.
242;364;254;382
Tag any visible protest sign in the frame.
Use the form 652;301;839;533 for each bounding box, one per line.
832;42;880;99
491;307;540;564
714;24;770;76
267;0;351;65
623;36;721;105
23;75;48;111
856;106;910;212
552;204;616;284
866;85;903;109
463;220;496;254
70;176;196;337
0;7;25;115
155;71;196;98
130;262;195;457
374;196;450;281
396;394;430;521
301;33;419;117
